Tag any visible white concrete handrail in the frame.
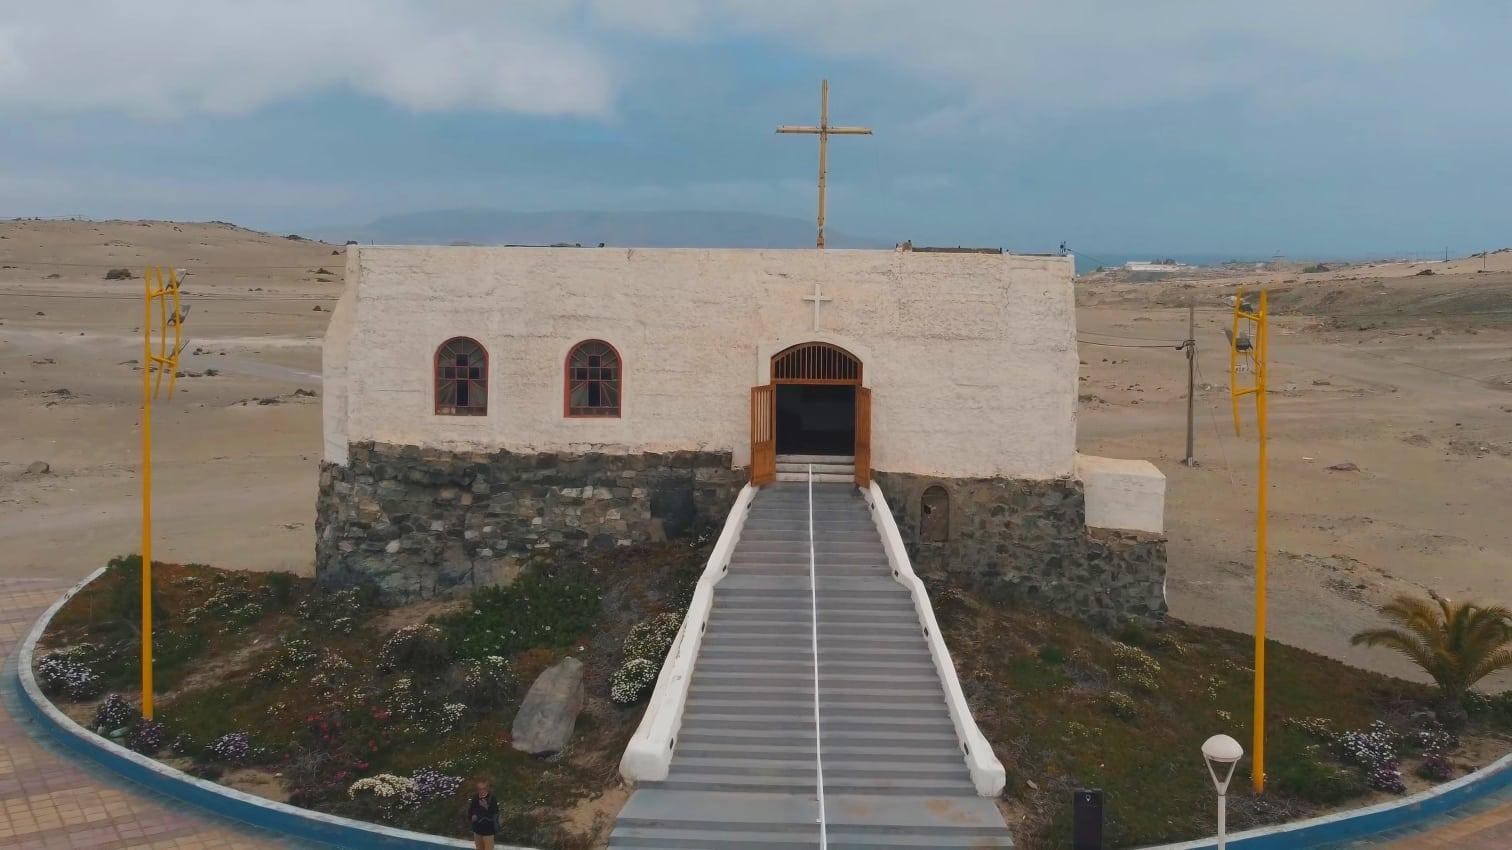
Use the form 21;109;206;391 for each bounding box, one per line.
863;482;1007;797
620;483;758;782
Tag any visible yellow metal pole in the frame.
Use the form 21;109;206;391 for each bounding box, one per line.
816;79;829;249
1252;290;1269;794
1230;295;1243;435
141;267;155;719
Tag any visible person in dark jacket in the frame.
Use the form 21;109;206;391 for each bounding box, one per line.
466;779;499;849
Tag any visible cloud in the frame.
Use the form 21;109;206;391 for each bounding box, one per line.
590;0;1440;115
0;1;614;118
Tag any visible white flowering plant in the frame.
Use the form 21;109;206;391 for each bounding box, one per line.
623;613;682;665
254;637;320;683
207;731;252;764
608;612;684;705
92;693;137;732
36;646;103;700
347;766;463;818
1110;641;1161;693
610;658;659;705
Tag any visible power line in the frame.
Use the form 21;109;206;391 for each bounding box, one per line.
1193;360;1237;488
1077;338;1186;349
1078;328;1187;344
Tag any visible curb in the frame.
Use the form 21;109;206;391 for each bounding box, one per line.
15;566;537;850
1141;750;1512;849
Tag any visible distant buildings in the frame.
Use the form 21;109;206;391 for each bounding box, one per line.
1122;260;1188;273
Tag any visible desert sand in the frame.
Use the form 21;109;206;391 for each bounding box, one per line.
3;220;1508;687
1;220;337;574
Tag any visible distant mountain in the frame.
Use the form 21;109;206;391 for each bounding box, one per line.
316;209;890;249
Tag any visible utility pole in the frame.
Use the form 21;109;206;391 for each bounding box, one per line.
1182;299;1197;466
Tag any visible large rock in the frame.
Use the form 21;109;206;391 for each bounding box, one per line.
511;657;584;756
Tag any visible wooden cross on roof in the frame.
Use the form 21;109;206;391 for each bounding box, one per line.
777;79;872;249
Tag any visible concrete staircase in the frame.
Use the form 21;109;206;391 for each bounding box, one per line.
608;482;1013;849
776;454;855;483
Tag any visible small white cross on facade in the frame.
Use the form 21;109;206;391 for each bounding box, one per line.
803;281;833;331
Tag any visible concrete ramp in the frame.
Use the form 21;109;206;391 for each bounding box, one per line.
609;482;1013;849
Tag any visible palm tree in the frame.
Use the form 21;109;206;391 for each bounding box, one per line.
1352;594;1512;724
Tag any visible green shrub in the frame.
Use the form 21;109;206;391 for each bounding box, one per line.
153;626;207;673
1467;691;1512;729
1272;740;1368;804
298;587;370;634
264;571;297;608
437;574;601;661
378;624;451;679
1038;645;1067;665
103;555;170;625
1115;620;1152;647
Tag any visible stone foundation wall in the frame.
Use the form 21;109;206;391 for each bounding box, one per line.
317;441;743;602
874;472;1167;626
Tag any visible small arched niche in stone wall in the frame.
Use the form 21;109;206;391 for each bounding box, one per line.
920;485;950;543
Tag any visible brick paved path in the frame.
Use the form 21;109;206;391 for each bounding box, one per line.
0;577;303;850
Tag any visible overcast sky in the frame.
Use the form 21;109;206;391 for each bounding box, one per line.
2;1;1508;256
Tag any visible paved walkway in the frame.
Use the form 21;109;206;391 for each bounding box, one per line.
0;577;299;850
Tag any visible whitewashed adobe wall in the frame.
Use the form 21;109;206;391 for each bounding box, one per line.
323;246;1078;480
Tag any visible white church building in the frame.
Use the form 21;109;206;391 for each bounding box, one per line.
317;245;1167;623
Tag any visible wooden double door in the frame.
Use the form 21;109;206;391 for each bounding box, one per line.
750;342;870;487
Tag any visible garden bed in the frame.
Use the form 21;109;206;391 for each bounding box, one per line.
34;544;710;850
928;573;1512;850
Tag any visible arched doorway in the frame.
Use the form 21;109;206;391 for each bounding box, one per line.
751;342;871;486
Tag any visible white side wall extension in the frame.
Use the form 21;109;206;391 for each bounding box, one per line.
863;482;1007;797
1075;453;1166;534
620;483;758;782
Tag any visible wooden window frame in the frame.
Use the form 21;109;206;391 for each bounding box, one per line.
770;341;863;385
564;339;623;418
434;336;489;416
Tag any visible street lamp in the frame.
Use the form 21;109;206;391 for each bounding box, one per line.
1202;734;1244;850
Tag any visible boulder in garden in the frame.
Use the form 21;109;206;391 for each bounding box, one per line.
511;657;584;756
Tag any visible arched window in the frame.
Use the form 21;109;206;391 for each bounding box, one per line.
920;485;950;542
435;337;487;416
565;340;621;417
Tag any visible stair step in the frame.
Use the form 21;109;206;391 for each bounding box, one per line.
647;778;816;794
610;830;819;850
776;472;856;483
776;454;854;464
828;828;1016;840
